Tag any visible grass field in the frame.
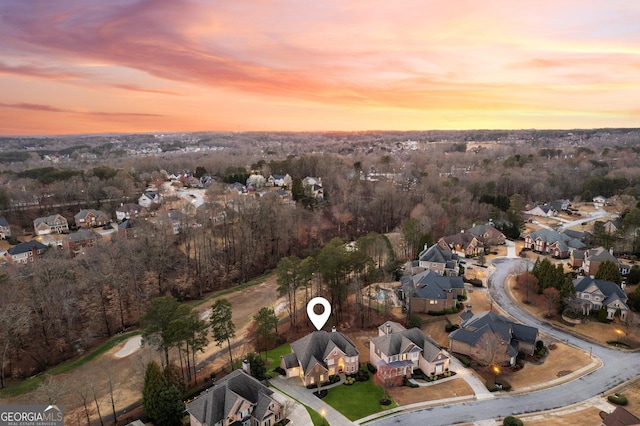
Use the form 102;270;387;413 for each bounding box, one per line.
323;378;397;421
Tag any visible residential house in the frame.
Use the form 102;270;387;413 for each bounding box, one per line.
582;247;630;276
523;228;585;258
117;219;140;239
6;240;48;264
466;223;506;247
62;229;102;256
550;199;570;212
525;204;557;217
593;195;608;208
437;232;483;258
601;406;640;426
186;370;283;426
416;244;460;276
602;218;622;235
74;209;110;228
370;321;450;378
573;276;629;320
267;174;292;187
569;248;586;269
448;308;538;366
0;217;10;239
33;214;69;235
138;190;162;208
401;270;464;313
115;203;147;221
227;182;247;196
302;176;324;200
280;329;359;386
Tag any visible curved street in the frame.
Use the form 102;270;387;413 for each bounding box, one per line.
372;257;639;426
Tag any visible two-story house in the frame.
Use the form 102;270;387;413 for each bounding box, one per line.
370;321;450;378
573;276;629;320
466;223;506;247
401;270;464;313
582;247;630;276
186;370;283;426
138;191;162;208
523;228;585;259
437;232;484;258
267;174;292;188
115;203;147;222
6;240;48;264
416;244;460;276
280;329;359;386
62;229;102;256
0;217;10;239
448;308;538;366
74;209;111;228
33;214;69;235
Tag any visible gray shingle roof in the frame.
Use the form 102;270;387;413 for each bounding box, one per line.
186;370;277;425
574;276;627;304
0;217;8;227
418;244;457;264
7;240;47;255
407;270;464;299
289;330;359;376
450;310;538;351
372;326;444;363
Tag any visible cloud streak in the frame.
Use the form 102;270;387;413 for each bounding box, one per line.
0;0;639;134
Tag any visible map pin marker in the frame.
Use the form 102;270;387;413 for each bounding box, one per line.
307;297;331;331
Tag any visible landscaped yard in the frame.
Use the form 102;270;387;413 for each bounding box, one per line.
323;378;397;421
264;343;292;371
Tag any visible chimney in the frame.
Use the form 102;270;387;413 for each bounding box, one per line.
609;248;614;255
331;325;336;333
242;359;250;375
385;322;391;335
465;304;472;313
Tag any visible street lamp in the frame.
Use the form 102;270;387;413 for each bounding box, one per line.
320;408;326;425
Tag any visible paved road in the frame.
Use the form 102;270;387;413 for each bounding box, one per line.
372;258;639;426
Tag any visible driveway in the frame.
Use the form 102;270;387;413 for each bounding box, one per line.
371;258;640;426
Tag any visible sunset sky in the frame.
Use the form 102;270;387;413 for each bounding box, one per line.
0;0;639;135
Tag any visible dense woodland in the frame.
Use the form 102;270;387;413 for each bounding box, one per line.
1;128;640;385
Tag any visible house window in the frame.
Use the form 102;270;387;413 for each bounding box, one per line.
583;294;590;300
320;374;324;382
402;353;407;360
327;359;334;365
430;300;436;305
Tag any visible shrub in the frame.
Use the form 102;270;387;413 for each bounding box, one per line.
428;310;448;316
456;354;471;367
445;323;459;332
503;416;524;426
366;363;377;374
328;374;340;384
468;278;483;287
355;370;370;381
273;366;285;376
407;313;422;328
598;307;610;323
608;393;628;405
403;377;419;388
344;377;356;385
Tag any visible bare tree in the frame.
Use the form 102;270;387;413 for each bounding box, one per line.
474;331;508;367
542;287;561;318
516;273;539;304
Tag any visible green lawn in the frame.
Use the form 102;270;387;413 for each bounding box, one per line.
323;378;397;421
264;343;292;370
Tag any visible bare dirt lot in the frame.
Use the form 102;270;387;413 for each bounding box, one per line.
4;275;284;425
